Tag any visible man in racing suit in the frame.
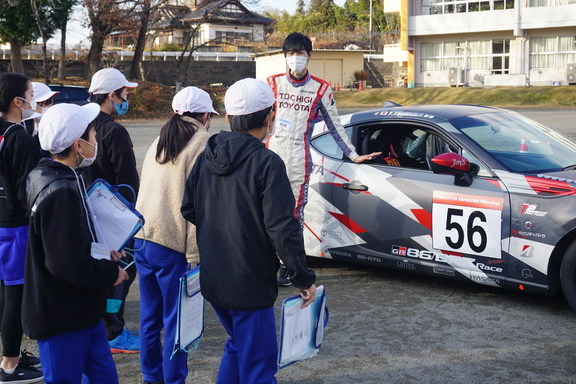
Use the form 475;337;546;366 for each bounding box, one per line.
267;32;380;285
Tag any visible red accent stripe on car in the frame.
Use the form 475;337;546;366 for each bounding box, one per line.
328;212;367;233
411;209;432;231
304;223;322;242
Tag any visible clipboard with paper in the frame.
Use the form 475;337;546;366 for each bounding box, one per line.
278;285;328;369
173;265;204;355
85;179;144;251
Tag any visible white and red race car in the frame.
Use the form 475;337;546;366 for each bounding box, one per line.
304;103;576;311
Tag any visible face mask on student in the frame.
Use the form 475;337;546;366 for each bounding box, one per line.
112;98;129;116
286;56;308;74
261;112;275;143
77;139;98;168
19;97;37;121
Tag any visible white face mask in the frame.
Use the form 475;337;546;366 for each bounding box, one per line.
77;139;98;168
261;113;275;143
286;55;308;74
18;97;37;121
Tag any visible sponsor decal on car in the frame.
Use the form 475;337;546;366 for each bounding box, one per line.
374;111;435;119
512;230;546;239
391;245;449;263
329;250;352;258
470;271;501;285
397;261;416;270
433;267;455;277
474;262;503;273
357;254;381;263
521;245;534;258
520;204;548;217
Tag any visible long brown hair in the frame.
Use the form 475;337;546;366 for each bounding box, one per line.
155;112;204;164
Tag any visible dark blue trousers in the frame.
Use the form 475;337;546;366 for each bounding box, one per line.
37;321;118;384
135;239;188;384
212;304;278;384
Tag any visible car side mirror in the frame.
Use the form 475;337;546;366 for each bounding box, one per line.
430;153;473;187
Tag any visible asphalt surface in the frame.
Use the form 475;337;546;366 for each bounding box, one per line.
20;108;576;383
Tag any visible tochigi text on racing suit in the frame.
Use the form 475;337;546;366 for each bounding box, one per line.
267;72;359;224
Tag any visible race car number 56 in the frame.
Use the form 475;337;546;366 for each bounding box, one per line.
432;191;503;258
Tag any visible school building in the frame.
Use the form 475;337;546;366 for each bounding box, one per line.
385;0;576;87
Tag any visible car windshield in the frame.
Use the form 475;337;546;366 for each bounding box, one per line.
450;112;576;173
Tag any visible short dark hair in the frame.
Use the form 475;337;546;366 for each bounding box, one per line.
228;106;273;133
53;120;96;159
282;32;313;55
0;73;30;115
89;87;125;105
38;96;55;107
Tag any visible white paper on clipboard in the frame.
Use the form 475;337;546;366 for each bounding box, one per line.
278;285;327;369
173;266;204;355
85;180;143;251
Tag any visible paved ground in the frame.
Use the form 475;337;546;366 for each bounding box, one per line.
20;108;576;383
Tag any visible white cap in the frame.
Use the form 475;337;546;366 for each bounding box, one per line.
172;86;219;115
89;68;138;94
224;78;275;116
33;82;59;103
39;103;101;154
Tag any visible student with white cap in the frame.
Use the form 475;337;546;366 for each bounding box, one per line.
22;103;129;384
181;78;316;384
134;86;217;384
84;68;141;354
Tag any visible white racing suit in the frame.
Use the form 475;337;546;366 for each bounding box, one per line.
267;72;359;224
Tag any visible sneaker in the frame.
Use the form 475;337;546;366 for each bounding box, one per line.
109;328;140;354
0;365;43;383
277;265;292;287
18;350;40;369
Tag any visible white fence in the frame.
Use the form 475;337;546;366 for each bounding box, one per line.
0;49;254;61
2;49;387;62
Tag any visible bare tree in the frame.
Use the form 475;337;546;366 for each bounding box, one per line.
84;0;139;79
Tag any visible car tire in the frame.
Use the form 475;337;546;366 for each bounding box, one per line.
560;240;576;311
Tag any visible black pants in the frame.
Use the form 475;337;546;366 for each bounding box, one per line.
0;282;23;357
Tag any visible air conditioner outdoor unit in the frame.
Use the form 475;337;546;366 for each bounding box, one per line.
567;63;576;85
448;67;461;86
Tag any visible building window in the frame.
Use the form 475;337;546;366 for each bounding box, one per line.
421;39;514;74
421;0;513;14
215;31;252;44
530;36;576;68
222;4;242;13
530;0;574;6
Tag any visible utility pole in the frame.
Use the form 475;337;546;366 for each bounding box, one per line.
369;0;373;52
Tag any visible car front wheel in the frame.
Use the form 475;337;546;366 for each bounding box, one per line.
560;240;576;312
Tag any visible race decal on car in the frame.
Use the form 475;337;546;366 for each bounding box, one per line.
432;191;503;258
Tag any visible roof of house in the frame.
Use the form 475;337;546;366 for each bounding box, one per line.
181;0;274;25
153;5;191;29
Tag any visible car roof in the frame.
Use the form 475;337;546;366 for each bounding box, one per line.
346;104;502;126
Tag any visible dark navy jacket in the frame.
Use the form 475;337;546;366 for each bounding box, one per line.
181;130;315;310
23;159;119;339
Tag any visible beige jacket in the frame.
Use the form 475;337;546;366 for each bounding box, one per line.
135;119;210;264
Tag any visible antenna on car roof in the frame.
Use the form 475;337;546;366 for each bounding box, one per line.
382;101;401;108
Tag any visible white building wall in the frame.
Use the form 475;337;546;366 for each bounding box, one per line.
397;1;576;87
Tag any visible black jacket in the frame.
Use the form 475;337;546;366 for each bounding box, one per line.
23;158;119;340
181;131;315;310
0;120;41;227
82;111;139;198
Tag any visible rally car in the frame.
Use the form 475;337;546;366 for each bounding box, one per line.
304;103;576;311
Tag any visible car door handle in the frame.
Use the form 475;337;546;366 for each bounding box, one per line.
342;183;368;191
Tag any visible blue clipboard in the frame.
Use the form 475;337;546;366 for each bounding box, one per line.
85;178;144;251
278;285;328;369
172;265;204;356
